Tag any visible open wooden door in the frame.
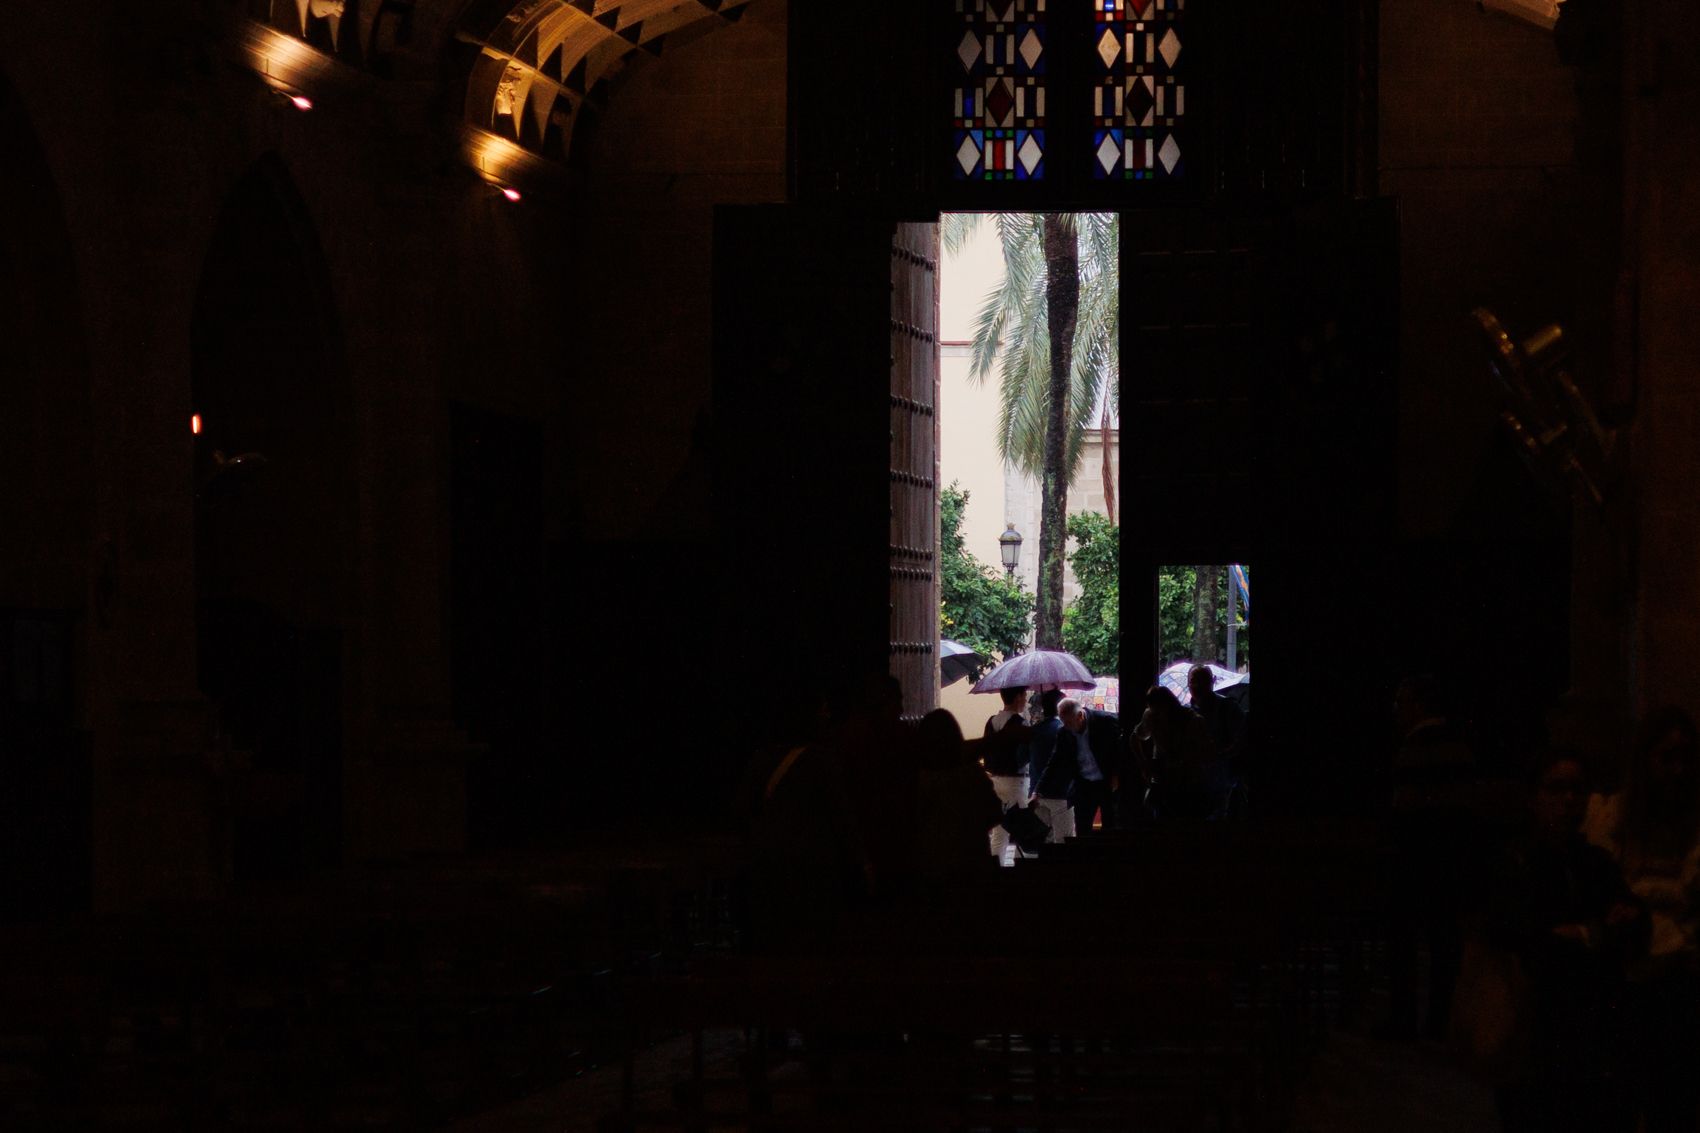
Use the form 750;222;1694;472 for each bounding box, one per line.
713;210;943;726
888;223;943;722
1119;200;1398;809
713;206;895;723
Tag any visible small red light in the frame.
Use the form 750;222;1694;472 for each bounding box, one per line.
290;95;313;111
191;413;202;436
501;187;522;202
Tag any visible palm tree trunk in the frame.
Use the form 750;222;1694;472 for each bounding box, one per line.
1192;566;1219;663
1100;406;1116;526
1036;215;1078;651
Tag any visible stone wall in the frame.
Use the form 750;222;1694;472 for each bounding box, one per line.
1627;0;1700;714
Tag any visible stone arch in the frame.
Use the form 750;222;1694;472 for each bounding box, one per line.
0;72;95;616
0;67;96;915
191;151;354;879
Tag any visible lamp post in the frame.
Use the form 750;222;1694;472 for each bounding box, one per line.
999;523;1023;581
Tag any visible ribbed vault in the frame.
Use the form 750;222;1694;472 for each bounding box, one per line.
457;0;758;161
248;0;423;69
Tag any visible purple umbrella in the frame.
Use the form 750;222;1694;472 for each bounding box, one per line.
1158;661;1247;706
969;649;1096;694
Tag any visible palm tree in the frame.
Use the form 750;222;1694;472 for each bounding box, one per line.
942;212;1118;650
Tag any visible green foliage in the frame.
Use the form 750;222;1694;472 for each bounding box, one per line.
1157;565;1251;670
1062;512;1119;676
1157;566;1198;666
939;484;1034;679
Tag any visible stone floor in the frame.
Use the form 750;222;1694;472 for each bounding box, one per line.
452;1024;1500;1132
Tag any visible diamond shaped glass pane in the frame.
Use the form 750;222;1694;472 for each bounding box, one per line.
957;134;982;175
1096;132;1121;174
958;31;983;72
1158;28;1181;69
1020;28;1045;70
1097;29;1121;68
1158;132;1180;173
1019;132;1044;174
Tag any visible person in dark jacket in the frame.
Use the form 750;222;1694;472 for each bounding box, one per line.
1026;689;1071;842
984;686;1033;861
1384;674;1487;1040
1131;686;1220;820
1483;750;1646;1133
1189;665;1247;814
1051;699;1120;834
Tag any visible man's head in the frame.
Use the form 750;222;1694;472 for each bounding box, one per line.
1187;665;1216;706
1530;750;1588;837
1039;688;1064;720
1392;675;1442;736
999;686;1029;714
1059;698;1087;732
833;672;902;720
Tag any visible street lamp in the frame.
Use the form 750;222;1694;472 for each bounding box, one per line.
999;523;1023;580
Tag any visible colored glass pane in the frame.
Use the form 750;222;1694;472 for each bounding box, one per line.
1092;0;1186;181
952;0;1048;182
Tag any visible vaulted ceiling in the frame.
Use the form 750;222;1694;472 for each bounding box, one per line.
249;0;760;165
456;0;759;161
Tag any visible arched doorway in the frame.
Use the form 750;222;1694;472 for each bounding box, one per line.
191;153;353;880
0;69;96;917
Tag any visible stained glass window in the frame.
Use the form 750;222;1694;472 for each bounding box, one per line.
952;0;1048;182
1092;0;1186;181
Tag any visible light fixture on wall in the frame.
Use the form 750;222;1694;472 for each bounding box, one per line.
241;22;334;103
1478;0;1560;30
462;128;565;206
999;524;1023;579
1474;306;1615;509
191;413;203;436
198;450;272;510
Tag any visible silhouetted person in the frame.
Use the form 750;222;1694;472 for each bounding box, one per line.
1026;689;1073;841
1484;750;1645;1133
824;673;918;900
1132;686;1220;820
1384;674;1481;1040
1189;664;1247;816
741;711;871;955
733;689;831;836
1584;706;1700;1133
915;709;1003;883
983;686;1033;860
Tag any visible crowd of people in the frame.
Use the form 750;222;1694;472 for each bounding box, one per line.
732;665;1252;944
1386;678;1700;1133
975;665;1248;853
731;667;1700;1133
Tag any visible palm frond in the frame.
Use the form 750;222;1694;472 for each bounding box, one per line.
954;212;1119;482
941;212;985;257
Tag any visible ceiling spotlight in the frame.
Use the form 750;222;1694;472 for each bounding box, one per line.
501;186;522;202
290;94;314;111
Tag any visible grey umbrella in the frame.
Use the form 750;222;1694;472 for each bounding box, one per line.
940;639;984;688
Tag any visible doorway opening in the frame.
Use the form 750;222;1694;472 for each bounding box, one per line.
192;155;353;881
934;213;1121;735
1156;564;1250;709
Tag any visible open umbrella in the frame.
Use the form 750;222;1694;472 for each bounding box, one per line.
970;649;1096;694
939;639;984;689
1157;661;1248;707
